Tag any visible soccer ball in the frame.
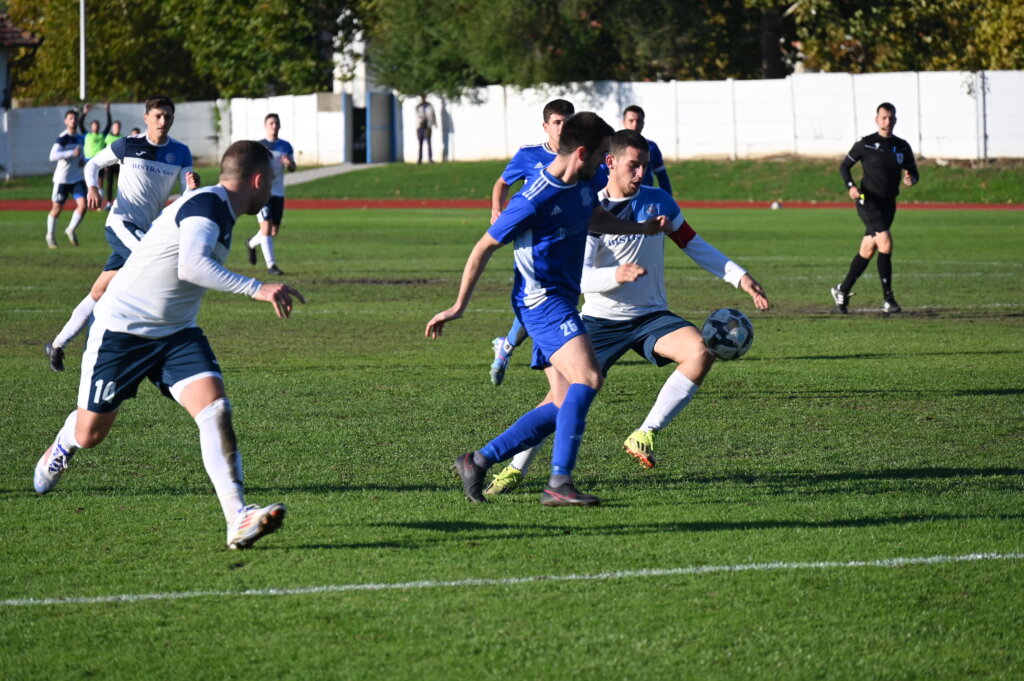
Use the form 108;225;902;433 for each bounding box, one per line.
770;200;782;210
701;308;754;360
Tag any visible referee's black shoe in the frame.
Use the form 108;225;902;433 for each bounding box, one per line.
830;285;853;314
883;296;902;313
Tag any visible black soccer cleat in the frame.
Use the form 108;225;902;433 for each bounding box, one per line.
830;285;853;314
247;244;258;265
883;296;902;313
453;452;488;503
540;482;600;506
267;264;285;276
44;343;65;372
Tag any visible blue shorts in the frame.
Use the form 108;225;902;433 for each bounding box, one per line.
259;196;285;225
78;325;221;413
103;220;144;271
52;181;87;203
517;296;588;370
583;310;692;375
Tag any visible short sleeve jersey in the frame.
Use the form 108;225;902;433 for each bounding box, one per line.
582;186;683;319
500;143;557;186
94;186;239;338
840;133;918;200
107;135;194;229
487;170;602;309
259;138;294;197
51;131;85;185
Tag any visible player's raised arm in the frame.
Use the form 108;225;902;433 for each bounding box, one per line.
426;233;503;338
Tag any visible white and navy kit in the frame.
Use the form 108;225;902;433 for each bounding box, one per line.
487;170;604;366
80;186;262;412
49;130;86;202
839;132;919;234
258;138;294;224
581;186;746;372
85;134;194;268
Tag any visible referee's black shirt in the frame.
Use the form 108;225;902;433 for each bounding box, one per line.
839;133;919;199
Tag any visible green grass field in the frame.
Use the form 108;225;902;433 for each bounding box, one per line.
1;203;1022;680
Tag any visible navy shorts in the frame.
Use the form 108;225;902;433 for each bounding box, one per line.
517;296;588;370
857;195;897;236
259;196;285;225
52;181;87;203
583;310;692;376
78;325;221;413
103;220;144;271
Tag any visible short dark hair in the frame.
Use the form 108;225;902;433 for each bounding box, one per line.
145;95;175;114
558;112;615;155
220;139;273;179
623;105;645;119
609;129;649;157
877;102;896;115
265;113;280;123
64;110;78;119
542;99;574;123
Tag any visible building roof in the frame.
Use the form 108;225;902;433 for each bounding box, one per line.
0;14;42;48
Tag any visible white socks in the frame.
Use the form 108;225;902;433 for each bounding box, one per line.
53;294;97;348
639;371;700;432
509;439;547;475
195;398;245;524
51;411;82;457
46;215;57;241
65;211;84;236
249;233;276;267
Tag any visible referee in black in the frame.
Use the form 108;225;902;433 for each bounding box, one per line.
832;102;919;314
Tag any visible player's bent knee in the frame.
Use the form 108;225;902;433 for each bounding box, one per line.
194;397;233;428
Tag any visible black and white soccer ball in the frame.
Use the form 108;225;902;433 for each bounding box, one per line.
701;308;754;360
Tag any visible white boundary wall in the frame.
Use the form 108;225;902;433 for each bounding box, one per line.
400;70;1024;163
2;71;1021;177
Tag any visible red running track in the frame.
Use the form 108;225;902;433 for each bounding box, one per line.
2;198;1021;211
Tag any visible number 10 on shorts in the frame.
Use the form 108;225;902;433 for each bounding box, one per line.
93;379;117;404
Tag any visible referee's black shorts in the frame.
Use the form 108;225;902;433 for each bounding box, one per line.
856;194;897;236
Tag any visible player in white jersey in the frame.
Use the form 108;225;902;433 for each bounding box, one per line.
484;129;769;494
33;140;305;550
246;113;296;275
44;96;199;372
45;110;87;248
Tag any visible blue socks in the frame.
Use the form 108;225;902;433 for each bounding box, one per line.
507;317;529;347
480;403;559;464
551;384;598;476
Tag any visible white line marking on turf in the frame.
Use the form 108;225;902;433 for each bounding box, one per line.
3;552;1021;608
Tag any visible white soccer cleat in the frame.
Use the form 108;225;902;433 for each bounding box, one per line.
64;225;79;247
227;503;287;549
34;444;72;494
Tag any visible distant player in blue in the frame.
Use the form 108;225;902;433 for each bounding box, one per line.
33;140;303;550
246;113;296;276
622;105;673;194
44;96;199;372
45;110;87;248
427;112;670;507
488;99;582;386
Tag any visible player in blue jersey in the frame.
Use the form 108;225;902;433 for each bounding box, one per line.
484;130;769;493
44;96;199;372
487;99;577;386
33;140;304;549
45;110;87;248
622;105;673;194
426;113;670;507
246;113;296;275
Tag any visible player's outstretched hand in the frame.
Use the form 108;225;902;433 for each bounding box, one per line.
186;171;201;190
87;186;102;211
641;215;670;235
740;274;770;311
615;263;647;283
255;283;305;319
425;307;463;339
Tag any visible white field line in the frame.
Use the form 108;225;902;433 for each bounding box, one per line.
3;552;1022;609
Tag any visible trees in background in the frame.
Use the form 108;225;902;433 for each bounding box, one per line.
5;0;1022;104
